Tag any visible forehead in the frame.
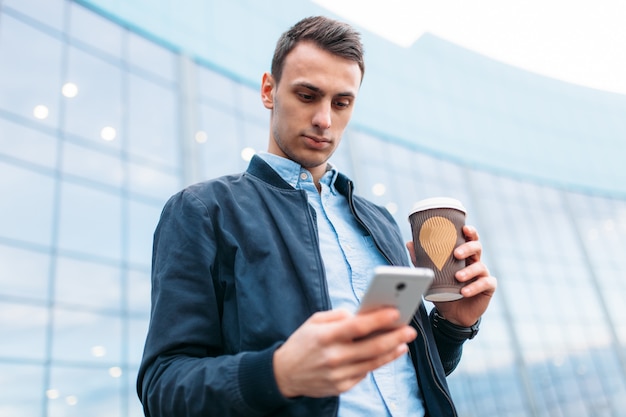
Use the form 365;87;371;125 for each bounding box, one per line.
280;42;362;95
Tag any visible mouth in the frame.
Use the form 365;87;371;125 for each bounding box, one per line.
303;135;331;150
304;134;330;143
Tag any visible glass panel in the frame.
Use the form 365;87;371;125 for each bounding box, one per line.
0;162;55;246
0;364;44;417
327;130;354;178
236;82;266;122
68;2;123;58
0;15;63;128
3;0;65;31
128;32;177;82
198;104;241;179
126;367;145;416
0;302;47;359
0;245;50;300
62;141;123;187
127;200;163;267
127;269;151;317
57;181;121;260
48;366;122;417
0;119;58;168
64;45;123;146
128;318;149;367
54;257;121;310
127;73;179;167
241;119;268;156
197;66;236;108
127;162;180;201
51;308;121;363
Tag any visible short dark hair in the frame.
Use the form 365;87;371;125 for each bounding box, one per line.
271;16;365;85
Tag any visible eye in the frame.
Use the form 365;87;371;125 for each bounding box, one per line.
297;92;315;102
334;99;351;109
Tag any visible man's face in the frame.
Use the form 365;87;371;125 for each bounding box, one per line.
261;41;362;179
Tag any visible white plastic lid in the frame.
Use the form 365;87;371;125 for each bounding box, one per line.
408;197;466;219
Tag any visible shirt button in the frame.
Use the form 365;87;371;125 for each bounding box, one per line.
300;173;308;180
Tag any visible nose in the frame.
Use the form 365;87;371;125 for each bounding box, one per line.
312;102;332;130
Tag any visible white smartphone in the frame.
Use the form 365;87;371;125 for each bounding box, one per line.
357;265;434;326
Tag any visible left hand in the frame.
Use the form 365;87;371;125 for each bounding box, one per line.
406;225;497;327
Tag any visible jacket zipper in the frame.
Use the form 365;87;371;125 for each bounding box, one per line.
411;316;458;417
301;189;332;311
344;180;457;415
344;180;394;265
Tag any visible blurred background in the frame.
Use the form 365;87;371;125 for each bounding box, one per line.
1;0;625;416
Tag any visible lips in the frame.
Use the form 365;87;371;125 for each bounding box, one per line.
302;134;331;150
304;135;329;143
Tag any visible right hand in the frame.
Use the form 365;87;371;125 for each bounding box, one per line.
272;308;417;398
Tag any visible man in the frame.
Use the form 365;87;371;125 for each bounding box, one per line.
137;15;496;417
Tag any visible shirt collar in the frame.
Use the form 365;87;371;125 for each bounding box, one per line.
257;152;339;193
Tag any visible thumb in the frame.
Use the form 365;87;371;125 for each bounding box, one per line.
406;241;417;266
308;308;353;324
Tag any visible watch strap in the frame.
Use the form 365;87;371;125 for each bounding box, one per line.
431;308;481;341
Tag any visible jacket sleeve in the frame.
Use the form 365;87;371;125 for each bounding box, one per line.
428;309;465;376
136;189;291;417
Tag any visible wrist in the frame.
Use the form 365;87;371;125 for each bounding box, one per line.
430;308;481;341
272;344;298;398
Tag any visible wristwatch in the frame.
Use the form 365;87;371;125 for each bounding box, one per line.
431;308;481;341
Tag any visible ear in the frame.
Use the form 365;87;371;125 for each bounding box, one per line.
261;72;275;110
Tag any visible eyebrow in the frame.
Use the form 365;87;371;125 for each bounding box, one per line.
295;82;356;98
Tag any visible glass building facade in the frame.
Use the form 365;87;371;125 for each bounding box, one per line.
1;0;625;416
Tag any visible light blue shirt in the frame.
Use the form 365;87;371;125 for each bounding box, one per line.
258;153;425;417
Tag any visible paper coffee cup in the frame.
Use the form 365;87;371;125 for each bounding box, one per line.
408;197;467;302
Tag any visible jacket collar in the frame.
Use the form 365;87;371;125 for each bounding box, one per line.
247;154;353;196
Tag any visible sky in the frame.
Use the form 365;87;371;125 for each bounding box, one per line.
312;0;626;96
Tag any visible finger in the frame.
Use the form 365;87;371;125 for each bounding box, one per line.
328;342;410;387
351;326;416;358
460;274;497;297
337;308;402;342
462;225;479;241
455;261;489;282
308;308;353;324
454;240;482;262
405;241;417;265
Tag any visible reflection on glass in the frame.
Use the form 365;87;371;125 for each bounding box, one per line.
385;202;398;215
61;82;79;98
91;345;106;358
195;130;208;143
46;389;59;399
64;45;122;145
49;366;122;416
241;147;255;161
372;183;386;196
33;104;49;119
108;366;122;378
100;126;116;141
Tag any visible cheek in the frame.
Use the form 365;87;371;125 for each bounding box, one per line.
335;107;355;126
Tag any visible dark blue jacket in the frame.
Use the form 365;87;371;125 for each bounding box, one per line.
137;155;463;416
